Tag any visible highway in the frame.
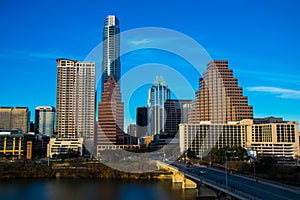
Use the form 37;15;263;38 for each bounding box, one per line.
171;161;300;200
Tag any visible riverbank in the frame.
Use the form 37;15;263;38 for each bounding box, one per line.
0;160;172;180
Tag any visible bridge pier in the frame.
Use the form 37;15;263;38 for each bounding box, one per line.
171;172;197;188
157;161;197;189
182;177;197;189
172;172;184;183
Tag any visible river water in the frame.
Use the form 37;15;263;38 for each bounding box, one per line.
0;179;197;200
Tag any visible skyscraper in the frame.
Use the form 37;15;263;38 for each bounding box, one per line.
147;76;170;135
102;15;120;92
56;58;96;153
127;124;137;137
0;107;30;133
97;75;124;145
34;106;55;137
164;99;192;136
136;106;148;137
189;60;253;124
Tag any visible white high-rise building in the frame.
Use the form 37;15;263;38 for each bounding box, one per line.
56;58;96;154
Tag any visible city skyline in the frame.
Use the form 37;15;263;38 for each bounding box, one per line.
0;1;300;130
0;2;300;197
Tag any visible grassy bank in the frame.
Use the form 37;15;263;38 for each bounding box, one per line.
0;160;172;180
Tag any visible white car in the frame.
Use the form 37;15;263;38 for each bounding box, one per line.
199;170;207;175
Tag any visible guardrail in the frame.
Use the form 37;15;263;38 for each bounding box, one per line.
184;170;261;200
160;161;300;199
207;166;300;194
161;161;261;200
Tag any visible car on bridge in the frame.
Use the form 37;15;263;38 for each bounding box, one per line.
199;170;207;175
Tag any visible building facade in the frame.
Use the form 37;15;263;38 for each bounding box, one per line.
35;106;55;137
179;122;245;159
253;117;283;124
188;60;253;124
102;15;120;92
127;124;137;137
125;124;138;145
246;121;299;158
136;106;148;137
0;132;49;160
179;119;299;159
147;76;170;135
0;107;30;133
48;137;83;158
164;99;192;136
97;75;124;146
56;58;96;154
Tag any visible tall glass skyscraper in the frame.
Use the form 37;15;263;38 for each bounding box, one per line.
147;76;170;135
102;15;120;92
35;106;55;137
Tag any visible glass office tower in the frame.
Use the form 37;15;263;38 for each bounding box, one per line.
102;15;120;92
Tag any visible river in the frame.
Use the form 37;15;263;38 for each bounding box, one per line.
0;179;197;200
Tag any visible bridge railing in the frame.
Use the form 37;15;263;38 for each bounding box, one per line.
184;169;262;200
200;175;261;200
208;166;300;194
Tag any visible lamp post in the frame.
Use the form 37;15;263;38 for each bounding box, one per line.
246;149;257;180
47;143;50;167
209;147;212;167
225;150;228;190
199;133;204;162
252;157;256;179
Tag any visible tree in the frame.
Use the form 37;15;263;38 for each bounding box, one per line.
256;157;274;173
187;148;196;159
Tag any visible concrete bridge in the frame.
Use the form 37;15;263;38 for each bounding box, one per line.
157;161;300;200
157;160;197;189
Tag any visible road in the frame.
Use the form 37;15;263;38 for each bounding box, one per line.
172;161;300;200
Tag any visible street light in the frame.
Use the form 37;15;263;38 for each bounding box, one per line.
225;150;228;190
246;149;257;179
209;146;212;167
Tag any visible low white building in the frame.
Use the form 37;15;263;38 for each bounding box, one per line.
179;119;299;159
48;138;83;158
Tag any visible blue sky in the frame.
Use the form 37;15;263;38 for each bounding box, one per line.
0;0;300;130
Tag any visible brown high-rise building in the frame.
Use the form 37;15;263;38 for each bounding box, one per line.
97;75;124;145
189;60;253;123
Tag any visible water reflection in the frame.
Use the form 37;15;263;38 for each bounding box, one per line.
0;179;197;200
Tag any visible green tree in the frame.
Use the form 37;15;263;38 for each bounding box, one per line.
256;157;274;173
187;148;196;159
